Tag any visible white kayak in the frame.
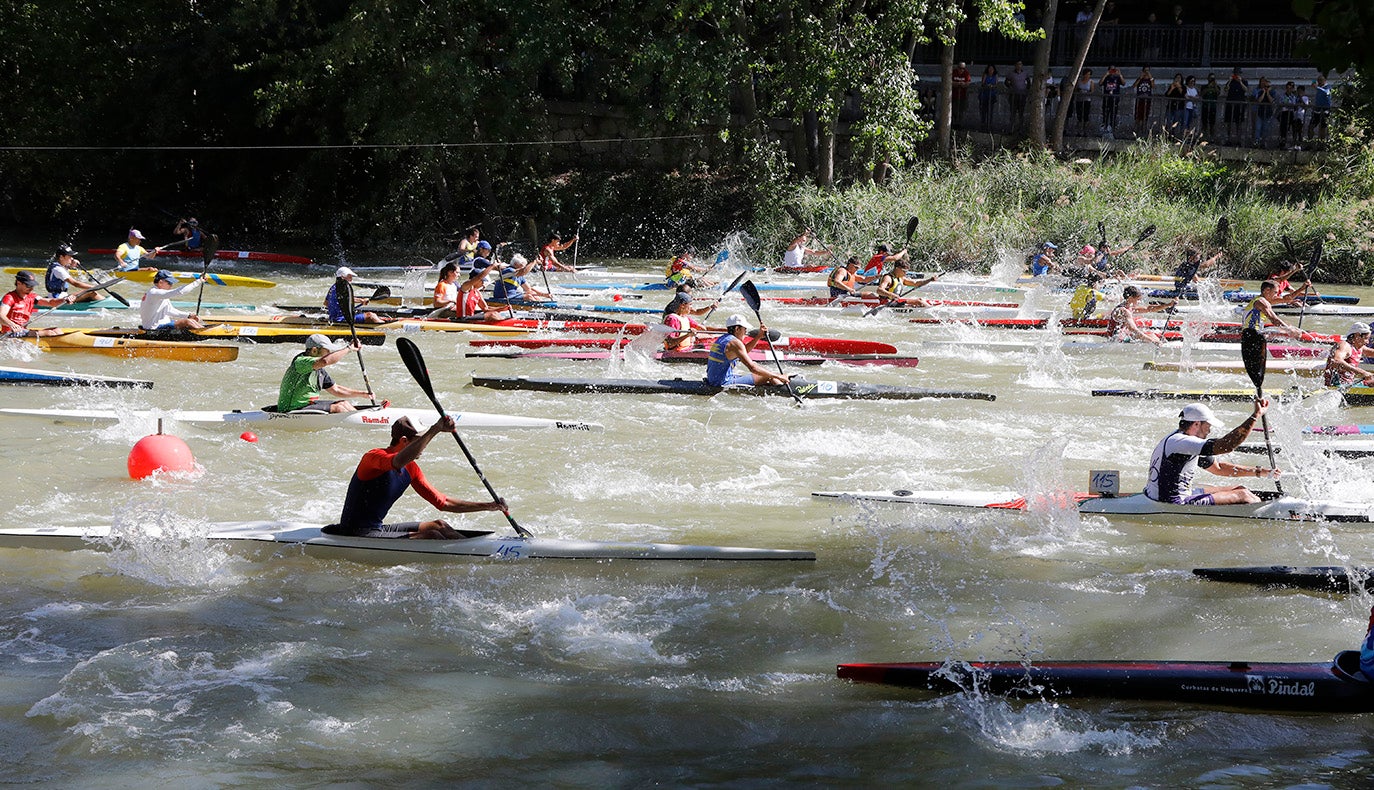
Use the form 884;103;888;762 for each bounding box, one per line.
916;337;1240;354
811;489;1374;523
0;522;815;562
1273;304;1374;317
0;406;605;433
1144;359;1326;377
1237;439;1374;459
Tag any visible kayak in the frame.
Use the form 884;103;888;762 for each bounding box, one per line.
1236;439;1374;458
1143;359;1325;377
472;375;993;401
463;349;921;367
767;295;1018;309
810;489;1374;522
0;522;814;562
0;405;604;433
915;338;1243;355
907;316;1047;328
837;651;1374;712
467;336;899;355
55;297;256;312
556;281;817;293
0;365;152;388
1193;565;1374;593
1090;387;1298;402
14;331;239;362
71;325;387;346
1273;304;1374;316
87;247;314;265
1224;290;1360;305
3;266;275;289
200;315;535;337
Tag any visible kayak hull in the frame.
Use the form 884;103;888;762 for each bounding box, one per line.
74;326;387;345
86;247;313;265
18;332;239;362
0;522;815;562
463;349;920;367
0;365;152;388
838;652;1374;712
4;266;274;288
468;336;899;355
0;406;605;433
473;375;993;401
1193;565;1374;593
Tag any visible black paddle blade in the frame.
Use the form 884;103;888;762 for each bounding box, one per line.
1097;221;1107;246
337;277;357;329
1215;216;1231;248
1282;234;1297;260
370;285;392;300
722;270;749;296
784;204;807;228
739;280;762;314
905;216;920;243
396;337;442;411
1240;328;1268;389
1308;238;1323;274
1136;224;1157;245
202;234;219;268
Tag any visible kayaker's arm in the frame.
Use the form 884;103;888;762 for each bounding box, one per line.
1209;459;1281;479
1211;401;1266;454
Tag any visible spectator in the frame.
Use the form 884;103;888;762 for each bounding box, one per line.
1133;66;1155;135
1311;73;1332;142
1164;73;1186;139
1224;67;1250;145
1073;68;1094;135
952;62;972;126
1199;73;1222;138
1294;84;1310;148
1277;81;1298;149
1006;61;1031;131
978;64;999;130
1183;75;1200;139
1253;77;1276;148
1100;65;1125;137
1044;73;1062;127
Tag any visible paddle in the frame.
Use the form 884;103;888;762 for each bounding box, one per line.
1240;327;1283;493
1133;223;1157;248
862;216;922;317
73;260;130;307
194;234;219;317
1297;239;1323;329
29;277;129;324
702;269;750;321
571;210;584;278
1098;221;1107;252
739;280;803;408
396;336;529;537
337;277;378;406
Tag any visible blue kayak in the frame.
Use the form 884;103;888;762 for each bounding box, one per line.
558;281;815;293
0;365;152;388
1222;290;1359;305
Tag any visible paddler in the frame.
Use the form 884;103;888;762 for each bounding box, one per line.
1026;241;1060;277
1239;280;1310;339
492;254;551;303
327;267;390;324
827;257;864;300
662;292;712;351
1168;247;1223;296
140;269;208;331
1106;286;1176;346
705;314;788;387
859;243;908;283
781;230;831;270
1145;401;1279;506
664;250;714;288
276;334;371;414
160;218;204;254
428;262;461;318
875;260;937;306
1;271;72;338
45;244;101;303
454;258;504;320
323;416;508;540
538;232;578;272
1323;322;1374;388
114;228;159;271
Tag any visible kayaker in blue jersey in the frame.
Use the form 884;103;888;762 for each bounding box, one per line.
45;244;100;303
1169;247;1223;296
705;314;789;387
1027;242;1060;276
327;267;390;324
492;254;551;303
276;334;370;413
325;415;507;539
1239;280;1309;339
1145;401;1278;506
160;218;203;253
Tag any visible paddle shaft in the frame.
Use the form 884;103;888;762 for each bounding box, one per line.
28;278;129;324
1241;327;1283;493
395;337;529;537
74;261;130;307
338;278;378;406
193;234;220;317
741;280;804;408
702;270;749;321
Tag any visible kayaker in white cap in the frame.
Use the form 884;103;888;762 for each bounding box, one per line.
276;333;369;413
1144;400;1277;506
704;314;788;387
1324;322;1374;388
140;269;208;331
326;267;389;324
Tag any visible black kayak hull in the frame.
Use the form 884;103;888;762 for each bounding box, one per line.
1194;565;1374;593
471;375;994;401
838;652;1374;712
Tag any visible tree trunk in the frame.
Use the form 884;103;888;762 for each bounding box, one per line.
937;41;955;158
1028;0;1059;149
818;123;836;187
1050;0;1108;151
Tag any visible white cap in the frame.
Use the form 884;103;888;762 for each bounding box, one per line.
305;333;343;352
725;314;751;330
335;266;356;279
1348;322;1371;337
1179;403;1219;425
129;228;144;240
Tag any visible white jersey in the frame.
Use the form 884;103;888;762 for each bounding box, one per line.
140;280;201;329
782;245;805;268
1145;431;1216;502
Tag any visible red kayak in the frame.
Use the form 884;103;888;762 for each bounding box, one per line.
88;247;314;265
465;349;919;367
468;336;899;355
1269;344;1330;359
908;317;1048;329
773;265;832;274
768;296;1018;309
486;318;628;334
1062;318;1244;331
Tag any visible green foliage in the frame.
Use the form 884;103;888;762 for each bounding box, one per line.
1149;157;1232;202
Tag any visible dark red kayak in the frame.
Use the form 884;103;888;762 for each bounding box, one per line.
768;296;1018;308
908;317;1048;329
464;349;919;367
468;336;899;355
88;247;313;265
839;651;1374;712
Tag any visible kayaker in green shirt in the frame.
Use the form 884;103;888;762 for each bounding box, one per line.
276;334;369;413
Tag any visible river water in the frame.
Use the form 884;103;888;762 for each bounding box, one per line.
2;242;1374;787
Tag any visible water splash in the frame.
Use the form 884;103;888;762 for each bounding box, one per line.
98;501;238;588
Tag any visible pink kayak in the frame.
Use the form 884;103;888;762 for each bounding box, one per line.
467;336;899;355
465;349;918;367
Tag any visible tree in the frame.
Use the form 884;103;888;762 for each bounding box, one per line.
1050;0;1108;149
928;0;1037;159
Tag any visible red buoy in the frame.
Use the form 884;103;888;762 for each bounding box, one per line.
127;434;196;479
240;431;259;443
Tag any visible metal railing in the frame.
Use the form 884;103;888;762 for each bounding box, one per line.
919;24;1320;69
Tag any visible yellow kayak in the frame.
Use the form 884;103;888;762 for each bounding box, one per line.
15;331;240;362
4;267;275;289
1144;360;1324;378
1132;273;1244;289
70;325;386;346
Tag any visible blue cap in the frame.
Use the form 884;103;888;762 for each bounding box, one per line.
1043;242;1058;249
476;240;492;250
154;269;176;283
